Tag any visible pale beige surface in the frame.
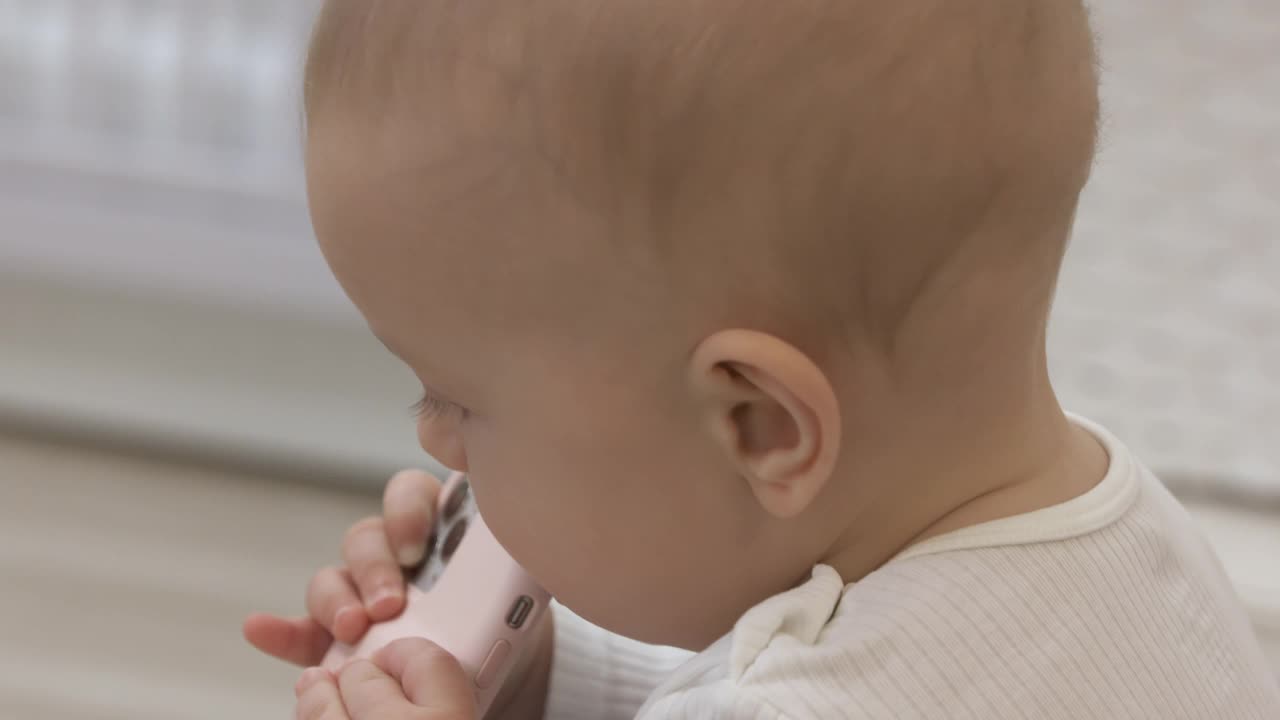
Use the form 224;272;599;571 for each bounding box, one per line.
0;432;379;720
1;432;1276;719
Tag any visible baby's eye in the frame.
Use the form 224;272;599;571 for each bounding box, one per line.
410;393;466;421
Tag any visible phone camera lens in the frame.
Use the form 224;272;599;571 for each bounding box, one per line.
423;531;438;562
441;517;468;561
442;477;470;521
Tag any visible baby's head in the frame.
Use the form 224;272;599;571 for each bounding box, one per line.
304;0;1099;649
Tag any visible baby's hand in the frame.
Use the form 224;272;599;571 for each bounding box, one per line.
244;469;442;666
295;638;477;720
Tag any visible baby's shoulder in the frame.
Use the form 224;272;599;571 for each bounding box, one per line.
733;528;1278;719
734;558;1046;716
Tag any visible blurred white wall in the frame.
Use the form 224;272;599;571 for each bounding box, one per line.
0;0;334;314
1051;1;1280;498
0;0;436;479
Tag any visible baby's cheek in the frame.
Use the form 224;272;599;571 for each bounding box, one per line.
416;416;469;472
464;413;650;590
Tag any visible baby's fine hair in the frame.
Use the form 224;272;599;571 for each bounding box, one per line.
305;1;1100;355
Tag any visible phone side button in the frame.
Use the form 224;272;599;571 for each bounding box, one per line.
475;640;512;689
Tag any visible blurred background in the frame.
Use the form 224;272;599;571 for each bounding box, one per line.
0;1;1277;717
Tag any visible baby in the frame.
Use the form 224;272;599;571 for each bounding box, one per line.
244;1;1280;718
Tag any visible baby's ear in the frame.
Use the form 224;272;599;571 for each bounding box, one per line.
689;330;842;519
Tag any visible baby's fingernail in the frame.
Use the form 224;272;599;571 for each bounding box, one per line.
333;606;359;636
295;667;329;697
368;587;403;615
397;543;425;568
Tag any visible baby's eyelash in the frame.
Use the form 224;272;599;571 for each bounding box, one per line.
410;393;464;420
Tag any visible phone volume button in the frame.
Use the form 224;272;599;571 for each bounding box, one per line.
474;640;512;689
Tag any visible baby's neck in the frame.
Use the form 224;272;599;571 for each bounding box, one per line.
903;416;1108;546
820;371;1109;585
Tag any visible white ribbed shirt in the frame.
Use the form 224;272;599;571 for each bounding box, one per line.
545;418;1280;718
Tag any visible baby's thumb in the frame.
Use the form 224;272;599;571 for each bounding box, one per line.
375;638;478;718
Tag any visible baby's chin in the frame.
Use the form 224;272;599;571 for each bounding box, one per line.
546;569;758;651
582;606;730;652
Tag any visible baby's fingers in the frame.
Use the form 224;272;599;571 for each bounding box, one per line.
295;667;348;720
337;659;422;719
383;469;441;568
374;638;478;716
343;517;406;621
243;614;332;668
306;566;369;644
333;643;477;720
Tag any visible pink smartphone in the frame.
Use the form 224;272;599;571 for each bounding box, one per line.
322;472;551;717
